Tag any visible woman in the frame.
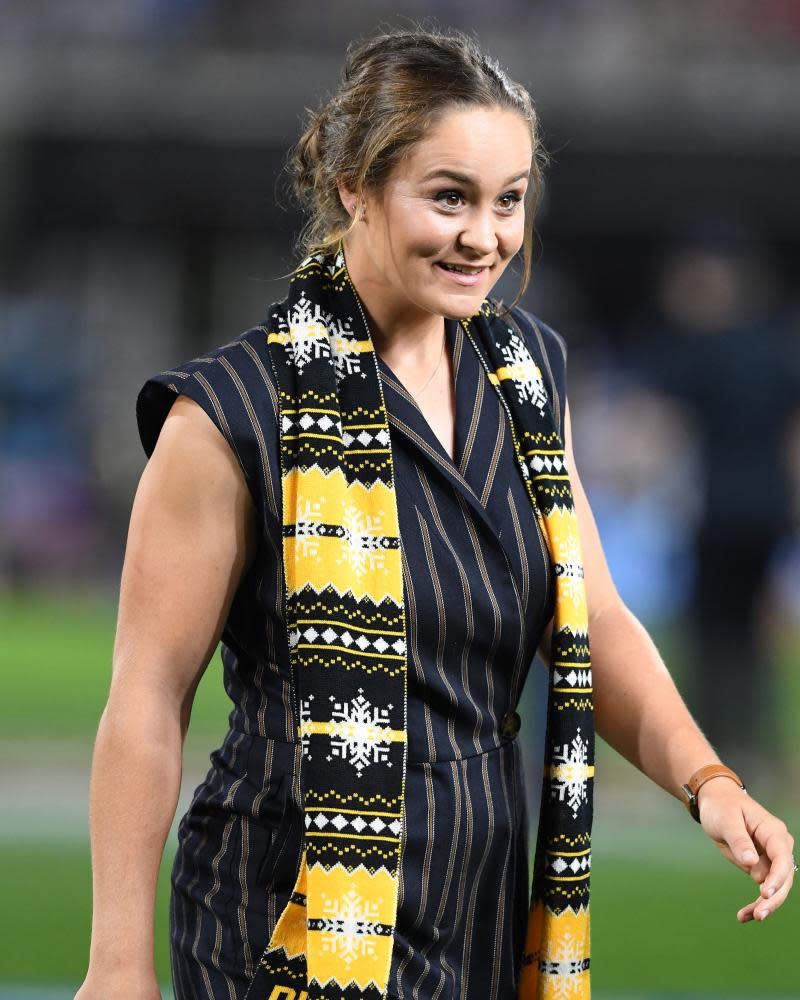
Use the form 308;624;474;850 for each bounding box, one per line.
75;26;795;1000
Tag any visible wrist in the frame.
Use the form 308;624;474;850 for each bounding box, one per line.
680;763;746;822
80;963;161;1000
88;948;156;978
697;773;747;803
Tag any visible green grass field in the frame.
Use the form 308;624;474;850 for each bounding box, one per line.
2;844;798;994
0;590;231;750
2;589;798;996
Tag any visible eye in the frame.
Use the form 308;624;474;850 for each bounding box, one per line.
434;190;465;209
498;192;523;212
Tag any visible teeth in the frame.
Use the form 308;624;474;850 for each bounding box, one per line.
441;263;482;274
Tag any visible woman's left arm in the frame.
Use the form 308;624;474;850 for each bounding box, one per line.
539;399;795;924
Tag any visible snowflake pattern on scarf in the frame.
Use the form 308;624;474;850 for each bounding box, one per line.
496;328;549;413
327;689;394;775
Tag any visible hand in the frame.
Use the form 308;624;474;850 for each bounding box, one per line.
74;967;162;1000
696;776;796;923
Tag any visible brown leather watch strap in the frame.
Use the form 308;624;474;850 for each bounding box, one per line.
681;764;746;822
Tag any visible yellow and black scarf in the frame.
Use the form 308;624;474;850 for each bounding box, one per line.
248;245;594;1000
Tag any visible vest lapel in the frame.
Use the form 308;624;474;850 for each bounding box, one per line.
377;318;542;593
376;320;509;552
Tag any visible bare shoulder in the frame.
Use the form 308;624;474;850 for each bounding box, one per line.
156;391;235;452
146;393;254;506
112;393;258;713
131;390;258;600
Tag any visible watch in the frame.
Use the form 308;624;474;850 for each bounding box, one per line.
680;764;746;823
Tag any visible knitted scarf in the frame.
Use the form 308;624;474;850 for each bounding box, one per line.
246;245;594;1000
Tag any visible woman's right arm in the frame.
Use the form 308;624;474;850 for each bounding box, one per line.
75;394;258;999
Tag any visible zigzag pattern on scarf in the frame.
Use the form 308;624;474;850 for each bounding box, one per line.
243;248;594;1000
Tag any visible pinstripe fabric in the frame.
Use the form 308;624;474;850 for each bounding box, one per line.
136;306;568;1000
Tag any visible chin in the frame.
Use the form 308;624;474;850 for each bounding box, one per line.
435;290;487;318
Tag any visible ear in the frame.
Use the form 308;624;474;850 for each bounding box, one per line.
336;178;366;222
336;178;357;218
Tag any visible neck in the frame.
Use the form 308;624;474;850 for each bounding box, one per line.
341;236;445;369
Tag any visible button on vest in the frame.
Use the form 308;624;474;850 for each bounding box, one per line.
501;710;521;738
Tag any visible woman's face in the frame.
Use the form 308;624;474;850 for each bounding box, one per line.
340;105;533;321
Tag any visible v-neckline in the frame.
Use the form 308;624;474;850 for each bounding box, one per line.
375;318;462;469
374;319;536;596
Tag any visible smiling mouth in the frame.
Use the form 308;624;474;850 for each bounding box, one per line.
436;262;489;274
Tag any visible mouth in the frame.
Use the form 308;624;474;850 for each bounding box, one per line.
434;261;491;286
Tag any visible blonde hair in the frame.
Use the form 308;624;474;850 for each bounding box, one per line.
286;24;548;313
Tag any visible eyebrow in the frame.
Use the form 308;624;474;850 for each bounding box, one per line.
421;168;530;186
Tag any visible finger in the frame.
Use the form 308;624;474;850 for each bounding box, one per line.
737;900;757;923
757;825;795;896
725;826;760;871
759;856;796;901
746;854;770;885
751;872;794;921
741;847;795;922
738;892;775;923
722;812;767;871
716;840;768;885
737;894;771;922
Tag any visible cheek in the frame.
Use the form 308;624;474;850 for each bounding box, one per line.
501;215;527;254
393;206;458;261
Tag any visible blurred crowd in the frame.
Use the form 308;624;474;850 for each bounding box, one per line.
2;0;800;48
562;228;800;759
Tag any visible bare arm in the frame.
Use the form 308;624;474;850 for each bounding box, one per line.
537;399;795;923
77;395;257;994
537;400;721;800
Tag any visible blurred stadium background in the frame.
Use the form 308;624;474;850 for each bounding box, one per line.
1;1;799;997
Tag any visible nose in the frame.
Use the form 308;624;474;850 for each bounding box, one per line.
458;207;499;258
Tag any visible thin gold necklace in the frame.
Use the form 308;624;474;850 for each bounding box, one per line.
352;288;447;404
408;326;446;402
